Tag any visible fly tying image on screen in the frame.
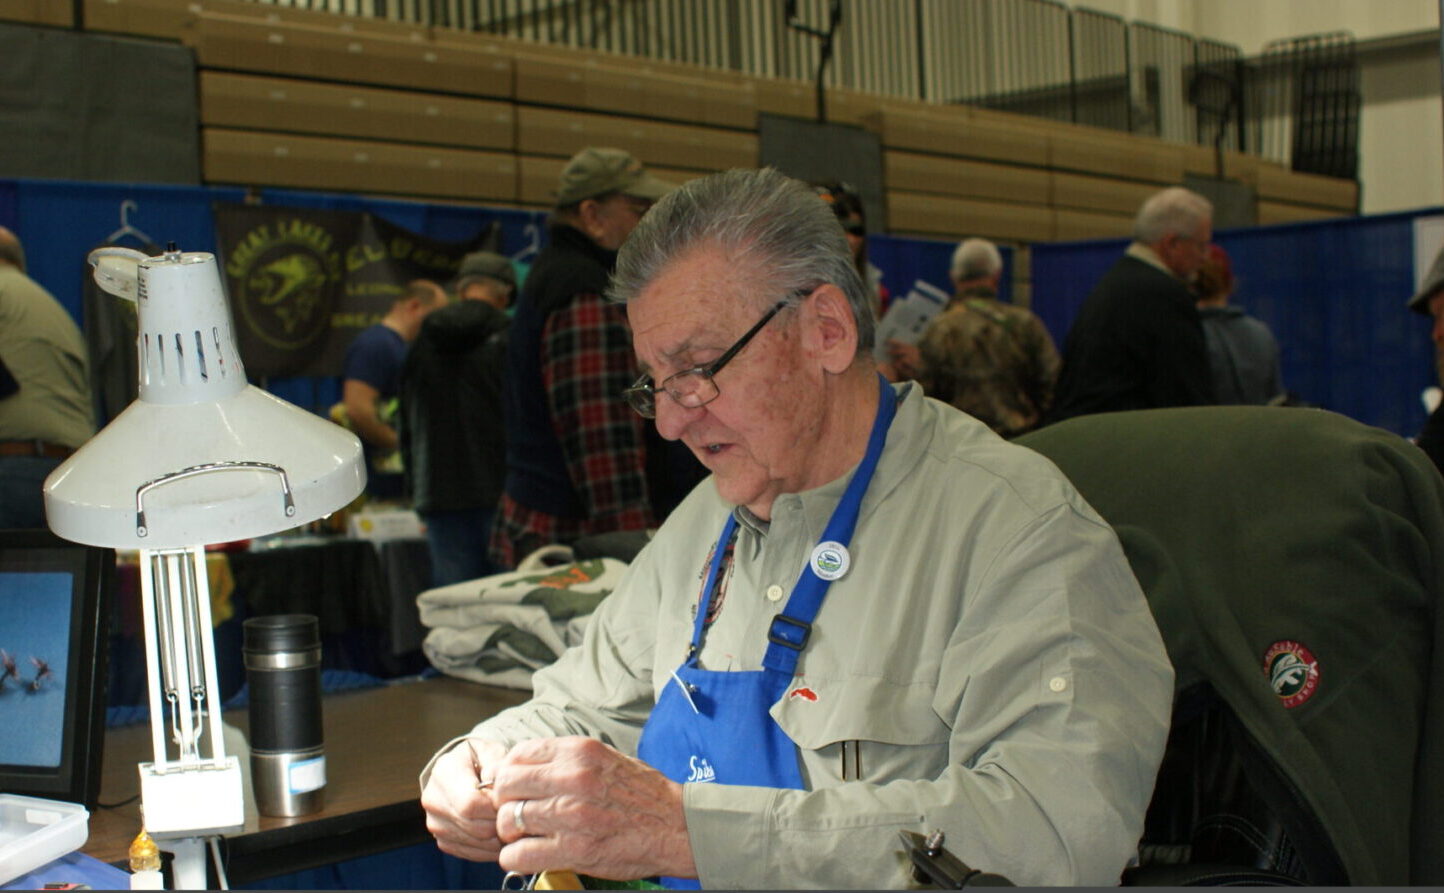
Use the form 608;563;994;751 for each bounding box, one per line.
0;571;72;769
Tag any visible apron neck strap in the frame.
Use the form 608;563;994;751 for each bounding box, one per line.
686;376;899;672
762;374;896;676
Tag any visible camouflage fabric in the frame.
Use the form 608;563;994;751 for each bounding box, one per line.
417;557;629;690
916;287;1061;437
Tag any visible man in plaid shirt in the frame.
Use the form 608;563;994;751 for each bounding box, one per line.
491;148;704;569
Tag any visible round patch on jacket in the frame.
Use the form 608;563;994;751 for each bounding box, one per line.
1263;640;1320;708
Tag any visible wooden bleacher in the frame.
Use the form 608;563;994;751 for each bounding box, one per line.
3;0;1360;247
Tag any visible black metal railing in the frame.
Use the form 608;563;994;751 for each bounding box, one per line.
237;0;1358;178
1251;32;1359;179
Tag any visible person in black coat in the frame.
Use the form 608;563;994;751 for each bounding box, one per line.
1047;186;1217;424
398;251;514;586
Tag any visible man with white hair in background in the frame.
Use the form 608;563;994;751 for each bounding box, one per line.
1047;186;1217;424
420;168;1173;887
887;237;1059;437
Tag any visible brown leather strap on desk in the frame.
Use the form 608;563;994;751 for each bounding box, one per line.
0;439;75;459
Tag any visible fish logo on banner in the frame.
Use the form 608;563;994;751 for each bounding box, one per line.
218;205;356;377
216;204;500;377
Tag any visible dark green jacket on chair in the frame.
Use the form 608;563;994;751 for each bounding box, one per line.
1019;406;1444;886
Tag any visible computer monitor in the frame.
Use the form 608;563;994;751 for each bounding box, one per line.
0;529;112;807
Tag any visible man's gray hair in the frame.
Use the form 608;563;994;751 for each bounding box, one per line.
950;238;1002;282
609;167;875;355
1133;187;1212;245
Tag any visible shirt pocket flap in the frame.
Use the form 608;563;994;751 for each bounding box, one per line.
769;675;950;750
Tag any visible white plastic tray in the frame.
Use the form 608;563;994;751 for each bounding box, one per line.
0;794;90;886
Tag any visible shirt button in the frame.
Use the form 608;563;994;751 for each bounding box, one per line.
1049;676;1068;693
765;584;785;602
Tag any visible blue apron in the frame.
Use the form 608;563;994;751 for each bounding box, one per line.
636;375;897;889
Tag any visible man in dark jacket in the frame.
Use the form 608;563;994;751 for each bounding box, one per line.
491;147;704;569
1048;186;1217;424
399;251;514;585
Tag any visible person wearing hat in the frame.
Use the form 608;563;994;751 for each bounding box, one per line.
453;249;517;311
399;251;515;585
1409;244;1444;474
492;148;705;568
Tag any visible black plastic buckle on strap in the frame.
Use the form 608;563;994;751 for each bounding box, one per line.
767;614;812;651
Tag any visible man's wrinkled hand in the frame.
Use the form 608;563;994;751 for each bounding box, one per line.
422;738;510;863
490;736;696;882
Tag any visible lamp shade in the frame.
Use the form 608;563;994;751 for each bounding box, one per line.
45;247;364;550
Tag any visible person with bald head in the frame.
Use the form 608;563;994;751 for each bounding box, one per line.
420;168;1172;887
0;225;96;527
1048;186;1217;424
341;278;447;499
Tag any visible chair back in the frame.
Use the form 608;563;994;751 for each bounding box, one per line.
1018;406;1444;885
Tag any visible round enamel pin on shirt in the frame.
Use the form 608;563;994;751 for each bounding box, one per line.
810;541;850;581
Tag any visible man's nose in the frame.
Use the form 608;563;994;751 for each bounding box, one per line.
653;393;701;441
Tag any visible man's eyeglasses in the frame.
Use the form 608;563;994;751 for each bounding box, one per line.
623;291;805;419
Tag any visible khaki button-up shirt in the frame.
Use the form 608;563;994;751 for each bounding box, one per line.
460;382;1173;887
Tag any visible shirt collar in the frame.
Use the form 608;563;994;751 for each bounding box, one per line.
1125;241;1180;280
548;223;618;269
738;381;929;542
951;284;998;305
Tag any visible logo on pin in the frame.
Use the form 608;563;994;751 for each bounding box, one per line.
810;541;850;581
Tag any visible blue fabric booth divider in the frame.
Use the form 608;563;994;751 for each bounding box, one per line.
0;177;969;415
0;177;549;412
8;176;1432;436
1031;208;1444;438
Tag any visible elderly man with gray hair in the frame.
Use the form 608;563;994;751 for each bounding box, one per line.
420;168;1173;887
1047;185;1217;424
888;237;1060;437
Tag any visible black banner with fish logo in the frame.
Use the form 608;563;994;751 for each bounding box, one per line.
215;203;497;377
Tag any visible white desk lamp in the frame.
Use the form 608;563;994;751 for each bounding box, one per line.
44;245;364;889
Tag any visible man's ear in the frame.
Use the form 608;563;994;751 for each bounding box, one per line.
801;284;859;374
576;199;605;241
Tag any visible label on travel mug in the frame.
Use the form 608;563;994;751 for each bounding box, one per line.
289;755;327;795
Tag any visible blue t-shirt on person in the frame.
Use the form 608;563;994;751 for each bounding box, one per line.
343;323;408;499
343;323;407;398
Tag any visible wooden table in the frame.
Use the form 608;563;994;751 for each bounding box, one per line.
84;676;529;884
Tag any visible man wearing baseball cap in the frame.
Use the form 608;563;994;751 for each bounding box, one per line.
400;251;515;585
492;147;703;567
1409;244;1444;474
452;249;517;311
